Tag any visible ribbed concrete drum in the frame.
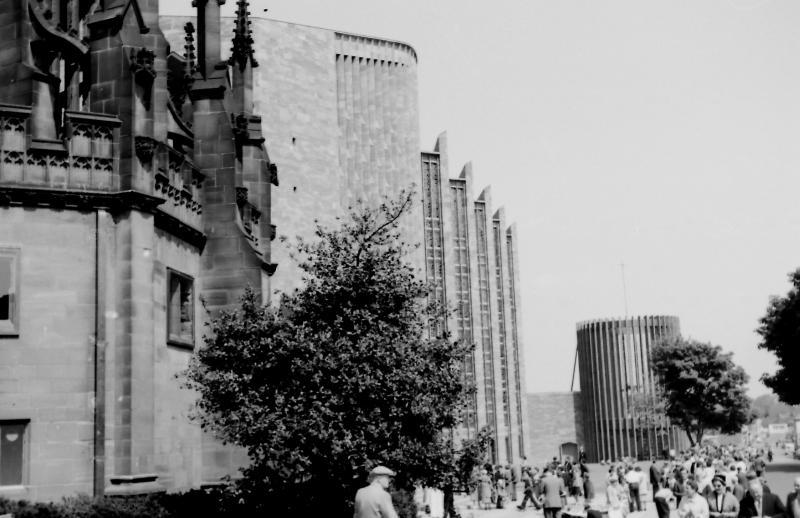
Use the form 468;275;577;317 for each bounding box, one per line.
576;316;690;461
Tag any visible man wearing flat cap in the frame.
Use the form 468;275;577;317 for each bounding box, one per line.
354;465;399;518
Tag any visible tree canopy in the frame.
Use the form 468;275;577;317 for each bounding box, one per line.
756;268;800;405
650;337;751;446
183;193;474;517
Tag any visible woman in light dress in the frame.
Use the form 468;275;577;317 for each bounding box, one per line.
677;479;710;518
572;463;584;499
477;469;493;510
607;474;628;518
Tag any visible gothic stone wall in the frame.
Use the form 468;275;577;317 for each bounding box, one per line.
526;392;584;465
0;207;97;501
0;204;235;499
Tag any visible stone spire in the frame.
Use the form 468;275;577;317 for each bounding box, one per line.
229;0;258;71
183;22;197;78
191;0;225;79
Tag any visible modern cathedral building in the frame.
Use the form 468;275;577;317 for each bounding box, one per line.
526;316;691;463
419;144;529;464
576;316;690;461
160;12;529;468
0;0;528;500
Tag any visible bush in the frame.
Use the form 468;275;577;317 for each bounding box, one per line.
62;494;168;518
156;486;246;518
390;488;418;518
0;486;246;518
0;498;67;518
183;193;472;517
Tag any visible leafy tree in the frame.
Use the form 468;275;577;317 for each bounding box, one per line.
650;337;752;446
184;192;473;517
454;426;494;492
757;268;800;405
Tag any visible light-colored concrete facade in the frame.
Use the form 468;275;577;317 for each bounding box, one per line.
165;17;529;463
164;17;530;463
161;16;425;296
576;316;690;462
421;136;529;464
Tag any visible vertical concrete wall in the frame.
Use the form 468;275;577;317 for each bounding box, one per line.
472;193;499;460
447;172;481;440
165;12;530;474
422;144;528;464
526;392;584;465
334;33;423;268
492;208;516;462
247;19;343;299
506;224;530;460
162;17;424;298
577;316;689;462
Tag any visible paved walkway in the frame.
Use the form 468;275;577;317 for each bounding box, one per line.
761;452;800;498
454;500;658;518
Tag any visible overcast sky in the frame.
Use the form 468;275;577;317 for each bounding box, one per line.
161;0;800;397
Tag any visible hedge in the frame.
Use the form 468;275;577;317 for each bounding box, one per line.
0;486;417;518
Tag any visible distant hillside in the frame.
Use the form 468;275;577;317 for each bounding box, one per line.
752;394;800;425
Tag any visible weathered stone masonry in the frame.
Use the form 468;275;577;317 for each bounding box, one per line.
0;0;274;500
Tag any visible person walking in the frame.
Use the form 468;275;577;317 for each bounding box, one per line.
651;458;663;491
707;475;739;518
584;471;595;501
477;469;493;510
654;479;675;518
625;466;644;512
673;467;688;506
787;478;800;518
495;466;508;509
353;465;399;518
518;468;541;511
607;474;629;518
511;463;520;502
572;462;584;499
677;480;710;518
738;479;785;518
540;467;567;518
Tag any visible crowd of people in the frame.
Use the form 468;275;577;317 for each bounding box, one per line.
356;444;800;518
643;445;788;518
466;443;800;518
602;444;796;518
473;453;595;512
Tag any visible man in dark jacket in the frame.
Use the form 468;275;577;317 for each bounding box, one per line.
650;458;663;490
539;467;567;518
739;480;785;518
786;477;800;518
518;468;542;510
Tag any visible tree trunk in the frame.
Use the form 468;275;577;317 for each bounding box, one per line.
685;426;696;447
694;429;704;447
